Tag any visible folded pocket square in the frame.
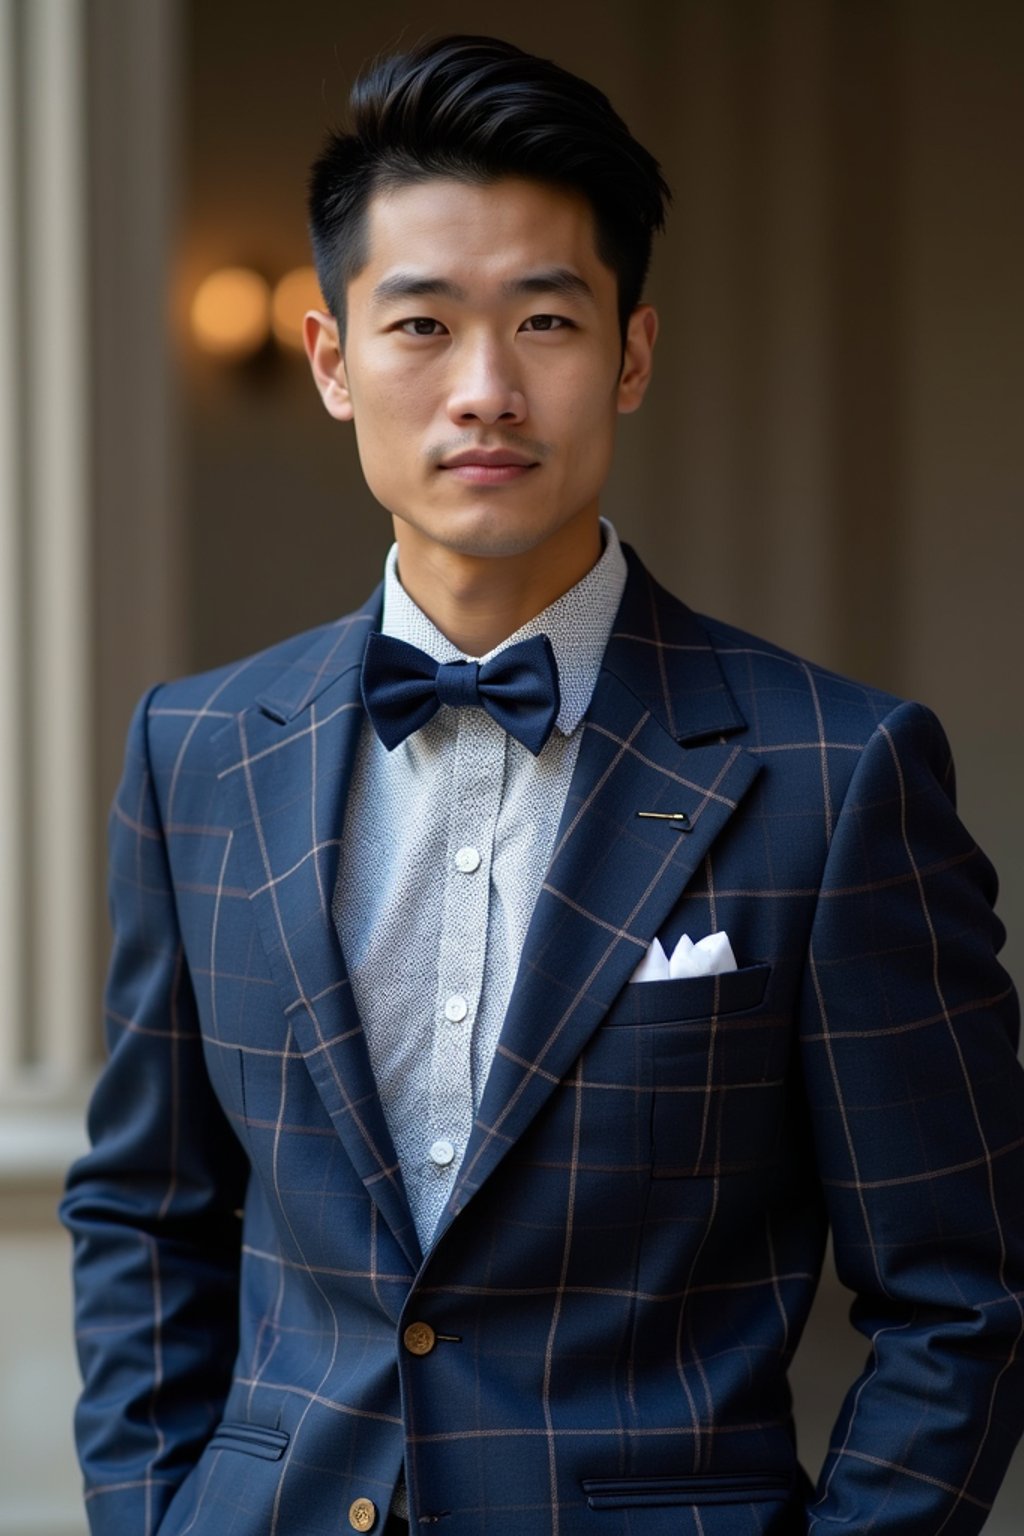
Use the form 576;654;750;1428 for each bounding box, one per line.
631;931;738;983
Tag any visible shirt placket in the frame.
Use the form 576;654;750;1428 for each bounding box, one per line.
424;708;506;1236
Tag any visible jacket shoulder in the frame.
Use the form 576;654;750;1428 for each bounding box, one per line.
134;597;380;772
618;546;909;753
694;608;908;749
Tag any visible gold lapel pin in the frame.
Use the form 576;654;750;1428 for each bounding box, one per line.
636;810;691;830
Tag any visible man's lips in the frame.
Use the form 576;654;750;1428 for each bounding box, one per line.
438;448;539;485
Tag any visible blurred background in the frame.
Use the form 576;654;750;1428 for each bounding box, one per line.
1;0;1021;1530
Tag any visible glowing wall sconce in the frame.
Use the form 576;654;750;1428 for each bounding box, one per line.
190;265;326;361
190;267;272;360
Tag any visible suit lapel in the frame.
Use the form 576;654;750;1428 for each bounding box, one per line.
441;549;762;1231
210;593;423;1270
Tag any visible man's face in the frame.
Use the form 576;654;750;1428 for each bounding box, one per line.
306;175;656;565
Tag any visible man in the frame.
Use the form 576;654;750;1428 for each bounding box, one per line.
62;33;1024;1536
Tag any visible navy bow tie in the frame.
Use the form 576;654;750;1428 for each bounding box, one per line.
360;631;561;756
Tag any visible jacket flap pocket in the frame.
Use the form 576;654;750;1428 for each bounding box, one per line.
582;1472;793;1509
208;1420;290;1461
609;962;772;1025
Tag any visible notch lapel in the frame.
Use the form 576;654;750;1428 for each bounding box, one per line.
441;550;762;1232
210;595;423;1270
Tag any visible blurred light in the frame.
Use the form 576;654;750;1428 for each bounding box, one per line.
272;266;325;350
190;267;271;359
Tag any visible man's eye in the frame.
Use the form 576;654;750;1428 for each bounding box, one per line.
399;318;445;337
521;314;570;332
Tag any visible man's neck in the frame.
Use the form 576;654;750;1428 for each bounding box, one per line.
392;515;604;656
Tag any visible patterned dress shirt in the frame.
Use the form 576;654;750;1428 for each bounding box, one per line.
333;519;627;1252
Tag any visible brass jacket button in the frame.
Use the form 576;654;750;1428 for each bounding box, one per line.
403;1320;437;1356
349;1495;377;1531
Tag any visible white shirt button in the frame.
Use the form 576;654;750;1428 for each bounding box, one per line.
429;1138;456;1167
444;994;469;1022
454;845;481;873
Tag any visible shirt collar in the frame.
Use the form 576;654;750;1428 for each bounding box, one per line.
380;518;627;736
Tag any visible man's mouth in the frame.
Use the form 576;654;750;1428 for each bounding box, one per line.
438;448;539;485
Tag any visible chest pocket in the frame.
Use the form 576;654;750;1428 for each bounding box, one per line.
606;963;787;1178
607;962;771;1026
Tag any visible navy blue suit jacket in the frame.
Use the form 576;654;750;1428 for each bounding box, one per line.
62;548;1024;1535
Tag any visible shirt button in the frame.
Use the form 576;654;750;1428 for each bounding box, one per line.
403;1321;437;1356
444;994;468;1022
349;1497;377;1531
454;845;481;873
430;1138;456;1167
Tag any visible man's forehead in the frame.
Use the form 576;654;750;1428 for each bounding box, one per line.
355;175;608;287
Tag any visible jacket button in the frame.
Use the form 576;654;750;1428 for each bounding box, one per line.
403;1320;437;1356
349;1496;377;1530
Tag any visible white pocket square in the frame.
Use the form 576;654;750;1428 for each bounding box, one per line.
631;930;738;983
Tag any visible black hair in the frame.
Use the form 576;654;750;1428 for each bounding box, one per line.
307;34;669;343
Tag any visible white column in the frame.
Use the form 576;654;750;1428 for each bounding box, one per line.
0;0;27;1084
0;0;182;1112
24;0;92;1090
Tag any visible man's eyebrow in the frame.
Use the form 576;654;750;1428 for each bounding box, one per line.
502;268;595;303
370;274;468;306
369;268;595;307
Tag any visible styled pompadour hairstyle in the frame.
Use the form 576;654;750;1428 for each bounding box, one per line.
307;34;670;342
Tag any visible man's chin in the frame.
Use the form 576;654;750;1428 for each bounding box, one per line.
391;508;569;564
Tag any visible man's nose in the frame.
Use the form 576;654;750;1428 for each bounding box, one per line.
446;338;526;425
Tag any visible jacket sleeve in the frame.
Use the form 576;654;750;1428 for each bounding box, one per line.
799;699;1024;1534
60;685;250;1536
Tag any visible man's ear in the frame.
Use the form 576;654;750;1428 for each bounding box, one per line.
617;304;658;415
303;308;353;422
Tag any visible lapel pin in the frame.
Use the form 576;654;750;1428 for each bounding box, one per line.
636;810;691;831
